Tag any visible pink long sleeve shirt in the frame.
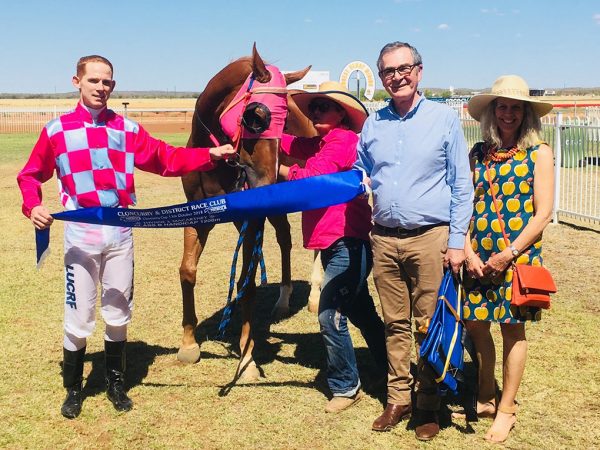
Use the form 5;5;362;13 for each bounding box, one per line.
17;103;215;217
281;128;372;250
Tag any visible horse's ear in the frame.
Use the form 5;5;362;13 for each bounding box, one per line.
284;65;312;86
251;43;271;83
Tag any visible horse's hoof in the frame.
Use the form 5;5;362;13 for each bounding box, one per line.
237;361;261;383
177;344;201;364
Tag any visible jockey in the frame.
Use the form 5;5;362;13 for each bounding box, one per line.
16;55;234;419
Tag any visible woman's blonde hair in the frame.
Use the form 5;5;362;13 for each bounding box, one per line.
480;99;543;149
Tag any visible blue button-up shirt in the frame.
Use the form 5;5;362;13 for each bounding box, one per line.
354;97;473;249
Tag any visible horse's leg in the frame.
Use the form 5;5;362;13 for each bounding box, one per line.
307;250;323;313
267;214;293;320
235;220;262;382
177;225;212;364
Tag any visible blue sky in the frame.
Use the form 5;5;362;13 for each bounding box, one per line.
2;0;599;94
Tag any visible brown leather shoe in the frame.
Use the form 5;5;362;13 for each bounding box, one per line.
372;403;412;431
415;410;440;441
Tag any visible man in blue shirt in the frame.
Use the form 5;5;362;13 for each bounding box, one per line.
355;41;473;441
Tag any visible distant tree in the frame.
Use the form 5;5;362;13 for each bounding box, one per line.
372;89;391;101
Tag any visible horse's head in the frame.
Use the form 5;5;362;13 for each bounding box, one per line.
191;44;310;189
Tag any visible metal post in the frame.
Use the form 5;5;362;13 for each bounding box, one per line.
355;71;360;99
552;111;562;224
122;102;129;119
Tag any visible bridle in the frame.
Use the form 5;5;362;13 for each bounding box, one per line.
194;67;289;169
196;66;289;332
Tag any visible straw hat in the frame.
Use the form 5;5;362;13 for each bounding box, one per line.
292;81;368;133
467;75;553;121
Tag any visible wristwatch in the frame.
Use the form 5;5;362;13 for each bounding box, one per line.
509;245;520;259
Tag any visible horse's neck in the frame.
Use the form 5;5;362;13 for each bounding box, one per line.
286;97;317;138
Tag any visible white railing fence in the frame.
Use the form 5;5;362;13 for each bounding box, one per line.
0;107;192;133
2;106;599;227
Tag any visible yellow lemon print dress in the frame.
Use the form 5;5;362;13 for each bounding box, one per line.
463;143;544;323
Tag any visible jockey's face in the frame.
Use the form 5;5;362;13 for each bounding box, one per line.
72;61;115;110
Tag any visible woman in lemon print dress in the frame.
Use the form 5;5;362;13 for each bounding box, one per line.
461;75;555;443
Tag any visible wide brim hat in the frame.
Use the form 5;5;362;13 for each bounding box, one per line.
467;75;554;121
292;81;368;133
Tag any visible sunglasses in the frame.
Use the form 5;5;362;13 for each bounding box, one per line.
308;100;340;114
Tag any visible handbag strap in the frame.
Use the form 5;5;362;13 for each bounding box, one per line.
484;160;511;247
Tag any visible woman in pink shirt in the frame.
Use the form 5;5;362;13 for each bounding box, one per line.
279;81;386;413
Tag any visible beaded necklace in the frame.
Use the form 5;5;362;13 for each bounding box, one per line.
484;143;520;162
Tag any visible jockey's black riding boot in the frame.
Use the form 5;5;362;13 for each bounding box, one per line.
105;340;133;412
61;347;85;419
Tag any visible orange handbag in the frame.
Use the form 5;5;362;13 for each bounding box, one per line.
511;263;556;309
484;161;557;309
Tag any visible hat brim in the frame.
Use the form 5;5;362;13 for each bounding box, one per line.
467;94;554;121
292;90;368;133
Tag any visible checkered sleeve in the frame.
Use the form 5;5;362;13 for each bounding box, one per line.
132;125;215;176
17;128;57;218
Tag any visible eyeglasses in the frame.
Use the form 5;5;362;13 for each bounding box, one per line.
308;101;338;114
379;64;419;80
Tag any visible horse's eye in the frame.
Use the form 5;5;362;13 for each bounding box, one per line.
242;102;271;134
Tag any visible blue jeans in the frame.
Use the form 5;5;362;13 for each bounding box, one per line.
318;238;386;396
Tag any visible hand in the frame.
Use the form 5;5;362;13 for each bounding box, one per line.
208;144;236;161
464;253;485;278
444;248;465;275
278;164;290;181
482;248;513;278
30;205;53;230
360;176;372;199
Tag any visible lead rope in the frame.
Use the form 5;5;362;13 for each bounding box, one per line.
217;218;268;338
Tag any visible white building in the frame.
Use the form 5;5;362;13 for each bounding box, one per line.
285;71;330;92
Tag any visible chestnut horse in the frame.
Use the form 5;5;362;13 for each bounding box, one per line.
177;46;312;380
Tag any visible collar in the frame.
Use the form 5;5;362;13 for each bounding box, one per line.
76;102;110;123
320;127;351;145
389;95;425;120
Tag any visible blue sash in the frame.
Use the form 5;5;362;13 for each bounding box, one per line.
419;270;465;395
35;170;366;265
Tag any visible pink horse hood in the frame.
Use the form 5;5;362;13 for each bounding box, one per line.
219;65;288;141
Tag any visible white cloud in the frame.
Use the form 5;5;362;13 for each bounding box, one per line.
304;18;313;23
438;23;449;30
594;13;600;25
374;18;385;24
411;27;421;33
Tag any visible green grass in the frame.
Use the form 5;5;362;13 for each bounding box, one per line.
1;133;599;449
0;133;39;164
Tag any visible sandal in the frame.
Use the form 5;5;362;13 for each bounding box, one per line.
452;400;497;420
484;402;518;443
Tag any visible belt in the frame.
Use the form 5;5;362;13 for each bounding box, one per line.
373;222;448;236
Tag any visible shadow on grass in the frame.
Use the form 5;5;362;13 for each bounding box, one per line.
190;279;387;400
71;341;178;398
